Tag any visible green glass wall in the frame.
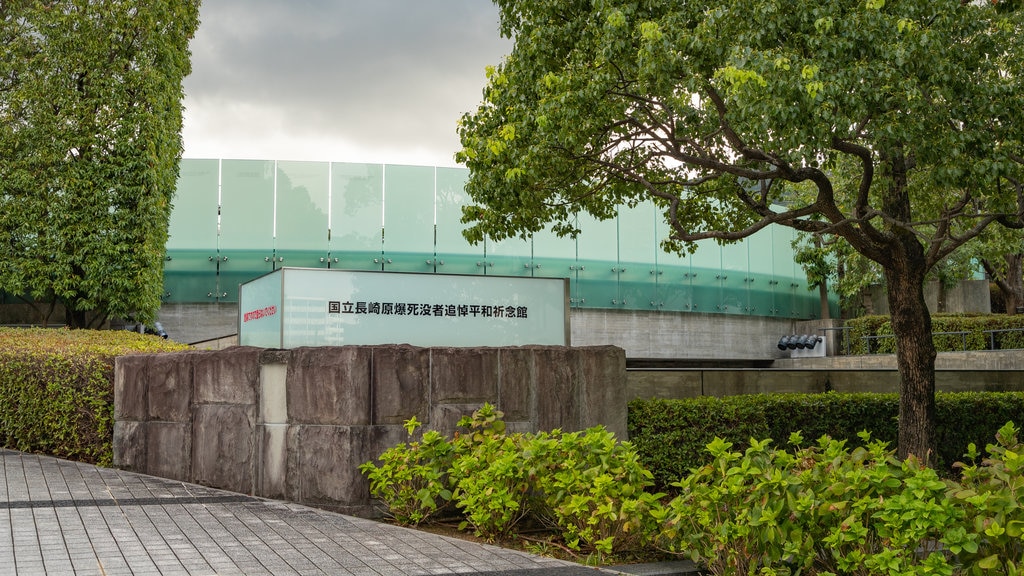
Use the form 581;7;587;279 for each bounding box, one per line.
617;202;658;310
435;167;484;274
164;158;218;301
275;160;329;268
383;164;435;273
164;159;834;318
331;162;383;270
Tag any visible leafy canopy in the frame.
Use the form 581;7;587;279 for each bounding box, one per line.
0;0;200;326
458;0;1024;270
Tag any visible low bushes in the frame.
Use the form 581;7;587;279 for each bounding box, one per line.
0;327;189;465
629;392;1024;489
847;314;1024;354
364;406;1024;574
360;404;662;557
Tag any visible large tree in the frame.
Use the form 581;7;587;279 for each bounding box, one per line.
457;0;1024;462
0;0;200;327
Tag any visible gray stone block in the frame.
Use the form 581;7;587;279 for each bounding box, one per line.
113;355;150;421
287;425;405;507
112;420;146;470
429;403;482;437
497;347;533;422
147;353;194;422
430;348;499;404
192;404;254;494
578;346;627;439
193;347;261;405
530;347;581;432
145;421;190;482
626;370;702;400
286;347;372;425
371;345;429;425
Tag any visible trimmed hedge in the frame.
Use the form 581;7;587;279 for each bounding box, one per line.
0;328;189;466
628;391;1024;490
846;313;1024;354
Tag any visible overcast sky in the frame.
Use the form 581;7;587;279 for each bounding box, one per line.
180;1;511;167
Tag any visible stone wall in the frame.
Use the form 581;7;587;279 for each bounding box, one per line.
113;345;626;517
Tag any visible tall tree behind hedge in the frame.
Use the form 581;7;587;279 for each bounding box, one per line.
457;0;1024;463
0;0;200;327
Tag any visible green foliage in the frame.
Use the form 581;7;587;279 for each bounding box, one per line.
365;406;1024;573
461;0;1024;462
848;314;1024;354
629;392;1024;490
363;403;661;553
0;1;201;326
359;416;456;526
656;433;962;576
0;328;190;466
449;404;531;539
952;422;1024;575
524;427;663;555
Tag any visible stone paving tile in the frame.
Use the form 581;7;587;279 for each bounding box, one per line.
1;449;639;575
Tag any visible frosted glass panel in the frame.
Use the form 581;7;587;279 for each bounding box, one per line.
486;235;533;277
618;202;658;309
383;164;435;272
331;162;383;270
435;167;483;274
164;159;219;303
577;212;619;307
220;159;274;251
167;159;218;250
276;161;329;267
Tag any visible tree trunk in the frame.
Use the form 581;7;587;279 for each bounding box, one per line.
67;308;88;329
819;282;830;320
1004;254;1023;315
884;261;937;465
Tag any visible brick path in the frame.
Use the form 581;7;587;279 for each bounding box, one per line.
2;449;665;575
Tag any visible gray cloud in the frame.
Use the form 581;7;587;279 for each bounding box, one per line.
182;1;510;165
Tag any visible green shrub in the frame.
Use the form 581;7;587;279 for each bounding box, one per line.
0;328;189;466
952;422;1024;573
655;432;965;576
363;403;662;554
847;314;1024;354
523;427;663;555
358;416;456;525
629;392;1024;490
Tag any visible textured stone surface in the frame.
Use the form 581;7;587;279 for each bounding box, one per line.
113;354;150;421
146;421;190;482
192;404;254;494
371;345;429;425
430;348;499;404
429;403;482;437
703;370;826;396
115;344;634;514
627;370;703;400
147;352;194;422
288;425;405;507
193;347;261;405
112;420;146;470
578;346;627;439
531;347;581;432
497;347;533;422
257;424;288;499
286;347;372;425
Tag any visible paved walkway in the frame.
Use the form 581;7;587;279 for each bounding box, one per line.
1;449;696;576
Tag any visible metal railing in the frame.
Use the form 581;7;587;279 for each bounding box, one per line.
817;325;1024;355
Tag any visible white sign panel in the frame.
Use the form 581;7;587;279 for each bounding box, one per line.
238;268;569;348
